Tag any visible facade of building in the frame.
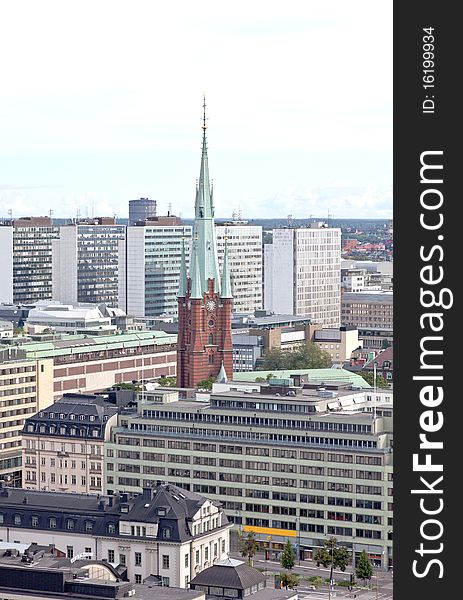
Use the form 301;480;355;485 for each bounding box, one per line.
0;482;231;588
341;292;393;350
105;382;393;569
52;218;126;307
177;110;233;388
0;217;59;305
118;223;192;318
216;224;263;314
0;331;177;398
22;394;118;494
129;197;157;225
0;320;13;338
264;224;341;326
0;357;53;486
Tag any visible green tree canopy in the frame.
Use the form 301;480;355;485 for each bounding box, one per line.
280;572;300;589
259;342;331;371
356;550;373;584
314;538;350;585
359;371;389;388
196;377;215;390
280;540;296;571
238;531;259;565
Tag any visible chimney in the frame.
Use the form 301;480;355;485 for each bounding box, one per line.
142;487;153;502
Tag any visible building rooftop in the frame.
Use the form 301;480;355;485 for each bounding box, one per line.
233;368;371;389
341;291;393;303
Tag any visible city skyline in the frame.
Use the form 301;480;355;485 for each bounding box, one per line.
1;1;392;220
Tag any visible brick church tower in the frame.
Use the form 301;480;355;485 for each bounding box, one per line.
177;101;233;388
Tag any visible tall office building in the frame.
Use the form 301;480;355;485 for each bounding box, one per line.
216;223;263;314
177;101;233;388
264;223;341;326
129;197;157;225
118;222;192;317
0;217;59;305
52;218;126;307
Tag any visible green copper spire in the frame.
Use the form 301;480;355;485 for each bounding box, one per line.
177;238;188;298
220;239;233;299
192;96;221;295
216;361;228;383
190;240;203;299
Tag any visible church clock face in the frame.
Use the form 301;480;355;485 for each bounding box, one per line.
206;299;216;312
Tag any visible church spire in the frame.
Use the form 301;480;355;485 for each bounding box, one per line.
193;96;221;295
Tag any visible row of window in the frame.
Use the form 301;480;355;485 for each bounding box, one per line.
0;513;116;533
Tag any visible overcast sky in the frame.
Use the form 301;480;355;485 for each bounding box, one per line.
0;0;392;220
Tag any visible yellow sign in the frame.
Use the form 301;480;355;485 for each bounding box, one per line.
243;525;297;538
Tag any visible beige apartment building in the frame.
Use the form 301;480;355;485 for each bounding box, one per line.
22;394;118;494
105;380;393;570
0;355;53;485
0;331;177;398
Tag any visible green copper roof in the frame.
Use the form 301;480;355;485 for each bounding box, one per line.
233;368;372;388
190;242;203;299
190;100;221;296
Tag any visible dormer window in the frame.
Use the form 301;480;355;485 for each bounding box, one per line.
161;527;172;539
157;508;166;516
107;522;116;534
59;413;65;419
49;517;57;529
80;415;86;421
66;519;75;530
85;520;94;531
90;415;95;422
49;412;54;418
39;425;46;433
70;414;75;420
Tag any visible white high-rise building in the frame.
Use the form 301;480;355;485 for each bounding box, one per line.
0;217;59;305
215;223;263;314
118;223;192;317
264;224;341;326
52;218;126;307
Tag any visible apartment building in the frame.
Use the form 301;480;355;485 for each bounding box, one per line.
264;224;341;326
0;357;53;485
0;481;231;588
0;217;59;305
118;223;192;318
216;223;263;314
22;394;118;493
0;331;177;398
52;218;126;307
105;381;393;569
341;291;393;350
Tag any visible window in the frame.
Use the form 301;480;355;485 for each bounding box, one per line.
108;549;115;563
162;555;170;569
85;547;92;554
14;514;21;525
0;514;3;524
107;522;116;534
49;517;57;529
31;516;39;527
66;519;75;530
135;552;142;566
196;550;200;564
119;554;126;566
135;574;142;584
162;527;172;539
67;546;74;559
162;577;170;587
85;520;94;531
185;554;189;568
205;547;209;561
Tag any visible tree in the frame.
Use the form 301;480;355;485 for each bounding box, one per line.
259;342;331;371
158;376;177;387
359;371;389;388
280;540;296;571
356;550;373;585
280;572;300;589
314;538;350;586
238;531;259;565
196;377;215;390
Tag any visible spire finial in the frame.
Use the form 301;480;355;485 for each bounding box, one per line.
202;95;207;131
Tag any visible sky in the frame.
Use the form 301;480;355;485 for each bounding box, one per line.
0;1;392;220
